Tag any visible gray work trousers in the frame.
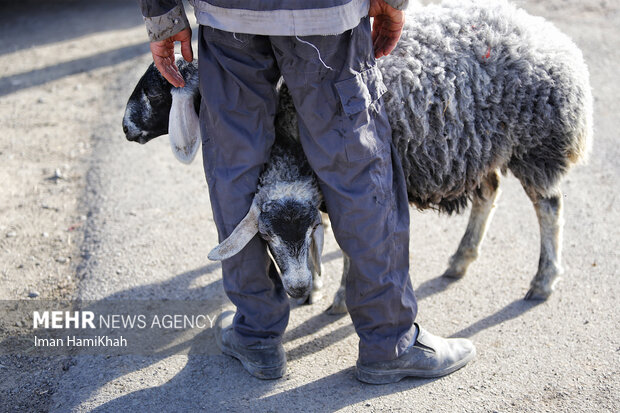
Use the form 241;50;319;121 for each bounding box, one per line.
199;17;417;363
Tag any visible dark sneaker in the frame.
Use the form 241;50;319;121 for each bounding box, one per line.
215;310;286;380
356;324;476;384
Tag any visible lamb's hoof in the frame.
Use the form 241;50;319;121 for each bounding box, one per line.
326;298;347;315
441;268;466;279
524;286;552;301
296;295;310;306
296;289;323;306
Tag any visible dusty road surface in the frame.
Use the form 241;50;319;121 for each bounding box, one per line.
0;0;618;411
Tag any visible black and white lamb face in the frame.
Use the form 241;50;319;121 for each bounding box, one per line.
122;59;200;144
258;199;322;298
122;62;173;143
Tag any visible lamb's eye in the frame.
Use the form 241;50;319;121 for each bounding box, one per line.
146;92;164;100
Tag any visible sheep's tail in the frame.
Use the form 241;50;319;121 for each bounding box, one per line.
567;87;594;166
565;46;594;166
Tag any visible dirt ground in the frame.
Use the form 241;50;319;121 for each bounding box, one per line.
0;1;151;410
0;0;618;412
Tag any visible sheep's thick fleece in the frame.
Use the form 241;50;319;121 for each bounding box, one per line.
139;0;409;41
198;18;417;363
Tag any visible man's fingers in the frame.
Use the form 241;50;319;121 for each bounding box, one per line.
373;33;383;58
369;0;404;58
150;38;186;88
150;40;174;58
176;28;194;62
166;65;184;86
180;39;194;63
373;24;403;58
377;31;400;57
373;26;398;58
372;18;379;44
154;55;185;88
374;37;388;59
163;64;185;88
149;28;192;86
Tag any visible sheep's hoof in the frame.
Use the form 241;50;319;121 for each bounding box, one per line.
326;302;347;315
296;289;323;306
524;286;552;301
326;296;347;315
296;295;310;306
525;274;559;300
441;268;466;279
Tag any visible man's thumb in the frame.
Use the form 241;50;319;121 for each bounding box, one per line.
175;28;193;62
181;39;194;62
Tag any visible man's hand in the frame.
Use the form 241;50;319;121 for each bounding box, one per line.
150;27;193;88
369;0;405;59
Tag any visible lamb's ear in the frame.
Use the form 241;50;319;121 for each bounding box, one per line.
310;222;324;277
208;201;260;261
169;88;201;164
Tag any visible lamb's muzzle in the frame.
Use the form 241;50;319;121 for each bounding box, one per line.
208;196;324;300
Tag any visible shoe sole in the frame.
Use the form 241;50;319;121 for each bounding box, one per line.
356;347;476;384
221;348;286;380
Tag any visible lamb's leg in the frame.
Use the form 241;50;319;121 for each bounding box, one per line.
443;171;501;279
298;261;324;305
297;229;325;306
326;253;349;315
296;273;324;306
524;190;564;300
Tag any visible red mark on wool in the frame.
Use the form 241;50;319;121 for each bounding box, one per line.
483;47;491;59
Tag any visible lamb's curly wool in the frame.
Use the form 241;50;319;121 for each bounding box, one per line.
379;0;592;212
253;82;324;210
256;133;322;209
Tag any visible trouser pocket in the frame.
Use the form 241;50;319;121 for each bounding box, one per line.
335;65;389;162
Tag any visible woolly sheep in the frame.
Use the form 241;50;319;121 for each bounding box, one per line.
123;0;592;311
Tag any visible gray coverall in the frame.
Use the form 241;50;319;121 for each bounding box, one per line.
140;0;417;363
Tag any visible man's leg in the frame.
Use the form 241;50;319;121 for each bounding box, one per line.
198;27;289;350
273;19;417;363
273;19;475;383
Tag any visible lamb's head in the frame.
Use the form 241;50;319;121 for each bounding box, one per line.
122;58;201;163
208;187;323;300
122;62;172;143
258;198;323;298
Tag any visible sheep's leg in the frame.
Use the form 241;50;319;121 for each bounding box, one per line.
310;264;324;304
297;219;326;306
326;253;349;315
442;171;501;279
305;212;329;304
524;190;564;300
297;261;324;305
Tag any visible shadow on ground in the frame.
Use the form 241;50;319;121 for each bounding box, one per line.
0;42;150;97
0;0;143;56
12;264;545;411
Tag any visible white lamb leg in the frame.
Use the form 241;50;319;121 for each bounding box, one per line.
443;171;501;279
296;262;324;305
327;253;349;315
524;190;564;300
